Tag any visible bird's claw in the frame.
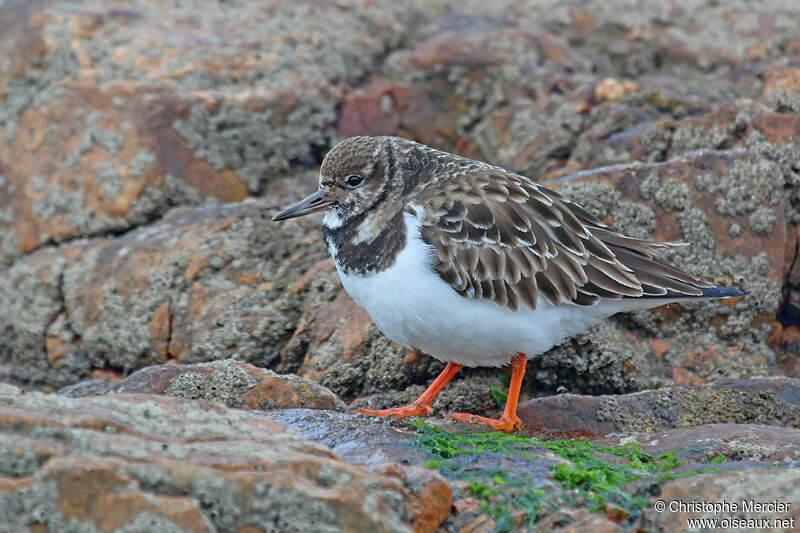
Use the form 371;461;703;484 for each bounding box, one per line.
443;411;521;433
355;402;433;418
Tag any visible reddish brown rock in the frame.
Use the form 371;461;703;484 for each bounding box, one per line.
0;0;420;263
0;84;249;261
0;384;428;532
283;274;374;383
61;359;347;412
537;509;622;533
770;323;800;377
761;64;800;103
518;378;800;438
390;466;453;533
337;78;467;148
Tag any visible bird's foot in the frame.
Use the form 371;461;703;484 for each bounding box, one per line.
443;411;521;433
357;401;432;419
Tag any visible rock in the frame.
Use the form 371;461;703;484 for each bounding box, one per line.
1;0;800;415
517;377;800;438
0;199;327;387
0;384;424;533
3;0;800;530
272;409;565;532
0;0;420;264
3;383;799;531
538;150;785;393
601;423;800;463
762;63;800;111
536;509;623;533
271;409;800;532
643;469;800;532
59;359;347;412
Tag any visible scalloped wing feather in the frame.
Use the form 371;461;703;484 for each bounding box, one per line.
417;164;715;311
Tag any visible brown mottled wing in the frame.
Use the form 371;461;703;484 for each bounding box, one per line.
417;165;713;311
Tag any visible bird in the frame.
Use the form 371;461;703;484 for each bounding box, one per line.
272;135;743;432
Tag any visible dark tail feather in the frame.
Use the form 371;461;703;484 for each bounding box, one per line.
635;285;744;300
592;227;743;302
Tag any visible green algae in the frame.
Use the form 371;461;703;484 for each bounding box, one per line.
412;421;722;528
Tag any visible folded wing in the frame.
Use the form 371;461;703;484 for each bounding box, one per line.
416;165;717;312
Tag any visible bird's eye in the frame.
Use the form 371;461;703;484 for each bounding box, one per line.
345;175;364;188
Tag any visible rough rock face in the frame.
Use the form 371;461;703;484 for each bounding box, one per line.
60;359;348;412
0;383;442;533
3;0;800;529
2;0;799;405
255;409;800;532
0;0;413;264
517;376;800;438
22;371;799;532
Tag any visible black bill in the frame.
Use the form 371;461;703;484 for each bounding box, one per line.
271;189;334;221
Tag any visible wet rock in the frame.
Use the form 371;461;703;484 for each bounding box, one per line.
60;359;347;412
272;409;566;532
0;384;422;533
271;409;800;531
517;377;800;438
601;423;800;464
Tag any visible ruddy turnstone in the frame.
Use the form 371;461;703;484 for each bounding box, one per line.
272;136;743;432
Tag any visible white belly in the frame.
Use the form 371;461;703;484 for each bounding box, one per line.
333;213;640;368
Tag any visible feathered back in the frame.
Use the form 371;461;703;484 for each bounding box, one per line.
415;159;716;312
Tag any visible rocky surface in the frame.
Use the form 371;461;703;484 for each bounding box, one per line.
518;376;800;439
3;0;800;531
26;377;792;533
0;383;440;533
245;410;800;532
59;359;347;412
2;0;799;403
48;362;800;531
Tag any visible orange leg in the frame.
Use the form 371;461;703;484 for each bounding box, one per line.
444;354;527;433
358;362;462;418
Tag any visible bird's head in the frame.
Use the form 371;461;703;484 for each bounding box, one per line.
272;136;410;231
